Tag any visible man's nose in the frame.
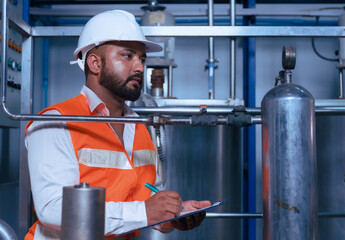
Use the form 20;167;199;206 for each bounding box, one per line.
133;57;144;73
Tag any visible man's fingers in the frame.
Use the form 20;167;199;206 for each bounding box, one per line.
189;200;211;209
185;215;195;230
196;200;211;208
192;211;206;226
145;191;183;226
166;202;182;216
164;191;182;200
182;200;211;211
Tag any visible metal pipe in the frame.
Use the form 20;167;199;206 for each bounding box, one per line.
207;213;263;218
230;0;235;27
2;105;345;124
30;26;345;38
1;110;151;123
133;106;254;115
29;5;345;18
143;65;147;94
133;106;345;115
340;68;344;99
205;212;345;219
230;0;236;99
318;212;345;218
208;0;215;99
168;65;173;97
251;116;261;124
230;39;236;99
43;38;50;108
315;106;345;115
2;0;8;107
18;33;34;239
0;219;18;240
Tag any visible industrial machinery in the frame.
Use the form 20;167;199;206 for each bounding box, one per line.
141;0;176;98
0;1;24;239
2;1;345;240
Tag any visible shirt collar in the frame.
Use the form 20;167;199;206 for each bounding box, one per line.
80;85;138;117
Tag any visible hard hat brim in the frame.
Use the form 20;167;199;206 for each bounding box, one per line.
141;40;163;53
73;39;163;60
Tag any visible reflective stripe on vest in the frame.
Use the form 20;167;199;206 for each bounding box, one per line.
133;150;155;167
78;148;155;169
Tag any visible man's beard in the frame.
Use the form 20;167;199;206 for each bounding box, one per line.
99;64;143;102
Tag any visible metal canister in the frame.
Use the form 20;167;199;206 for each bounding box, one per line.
261;78;317;239
61;182;105;240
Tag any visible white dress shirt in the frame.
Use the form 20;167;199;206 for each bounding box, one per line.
25;86;163;238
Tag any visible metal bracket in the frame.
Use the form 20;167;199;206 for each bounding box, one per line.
227;106;252;127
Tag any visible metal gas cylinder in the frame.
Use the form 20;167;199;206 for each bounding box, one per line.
61;182;105;240
261;46;317;240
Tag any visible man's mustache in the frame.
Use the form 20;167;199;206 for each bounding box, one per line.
126;73;143;84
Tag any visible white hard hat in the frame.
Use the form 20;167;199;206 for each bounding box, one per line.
71;10;163;71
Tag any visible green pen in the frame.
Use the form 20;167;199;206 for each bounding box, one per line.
145;183;185;209
145;183;160;193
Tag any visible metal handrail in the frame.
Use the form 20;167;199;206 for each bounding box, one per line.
31;26;345;38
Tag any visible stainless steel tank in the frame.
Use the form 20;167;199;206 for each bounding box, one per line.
261;71;317;239
139;125;242;240
316;115;345;239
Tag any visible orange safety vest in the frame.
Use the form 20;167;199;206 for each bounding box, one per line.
25;94;157;240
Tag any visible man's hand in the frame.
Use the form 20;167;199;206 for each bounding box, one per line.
145;191;182;226
171;200;211;231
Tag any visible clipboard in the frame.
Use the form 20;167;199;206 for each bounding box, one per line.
117;199;229;237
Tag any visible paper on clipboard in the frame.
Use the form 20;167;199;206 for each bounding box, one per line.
117;199;229;237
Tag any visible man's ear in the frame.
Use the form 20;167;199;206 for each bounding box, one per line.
86;53;102;74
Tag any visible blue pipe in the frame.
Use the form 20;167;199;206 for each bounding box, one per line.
175;18;337;26
243;1;256;240
23;0;30;24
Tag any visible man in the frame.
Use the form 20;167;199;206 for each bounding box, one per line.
25;9;210;240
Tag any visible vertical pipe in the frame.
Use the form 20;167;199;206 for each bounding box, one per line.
230;0;236;99
168;65;173;97
208;0;215;99
18;35;33;240
23;0;30;23
243;0;256;239
43;38;49;108
2;0;8;106
338;13;345;99
230;40;236;99
339;68;344;99
143;65;147;94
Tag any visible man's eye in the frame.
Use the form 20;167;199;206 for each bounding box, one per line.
123;54;132;59
140;58;146;64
